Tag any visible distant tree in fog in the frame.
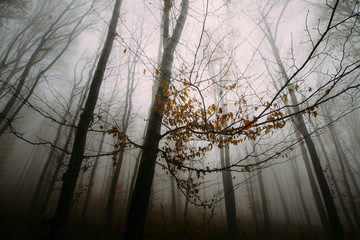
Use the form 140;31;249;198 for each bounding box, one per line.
0;0;96;135
0;0;32;22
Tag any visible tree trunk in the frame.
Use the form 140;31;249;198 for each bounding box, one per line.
47;0;123;238
41;57;95;214
124;1;189;239
271;167;291;223
289;156;312;229
316;132;355;229
255;153;270;231
81;132;105;218
104;51;136;226
246;172;259;231
220;145;239;238
104;150;125;226
170;176;177;225
296;131;331;231
262;14;344;238
328;123;360;228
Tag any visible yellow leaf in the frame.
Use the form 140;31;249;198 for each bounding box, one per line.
244;166;251;172
283;94;288;104
123;49;127;53
212;104;216;111
325;89;330;95
143;69;146;75
155;69;159;75
309;87;312;92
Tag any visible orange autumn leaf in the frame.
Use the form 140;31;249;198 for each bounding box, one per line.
243;120;253;130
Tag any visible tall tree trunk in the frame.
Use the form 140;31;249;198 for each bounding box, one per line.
29;64;84;212
246;172;259;231
104;50;136;226
328;123;360;228
124;1;189;239
41;59;94;214
81;132;105;218
316;132;355;229
261;13;344;238
254;152;270;231
47;0;123;238
220;145;239;238
270;167;291;224
104;150;125;226
170;176;177;225
296;131;331;231
289;156;312;229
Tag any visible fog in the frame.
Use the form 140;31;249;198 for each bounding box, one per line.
0;0;359;239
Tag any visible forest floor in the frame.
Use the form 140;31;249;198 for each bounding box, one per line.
0;209;359;239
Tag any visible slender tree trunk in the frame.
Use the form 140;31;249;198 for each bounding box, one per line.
104;150;125;226
170;176;177;225
41;58;95;214
29;120;65;212
328;123;360;228
271;168;291;223
246;172;259;231
30;66;84;212
303;130;343;239
220;145;239;238
289;156;312;229
124;1;189;239
41;127;74;214
295;131;331;231
255;155;270;231
47;1;123;238
81;132;105;218
262;14;344;238
315;125;355;229
104;51;136;226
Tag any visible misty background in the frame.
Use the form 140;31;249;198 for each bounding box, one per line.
0;0;359;239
